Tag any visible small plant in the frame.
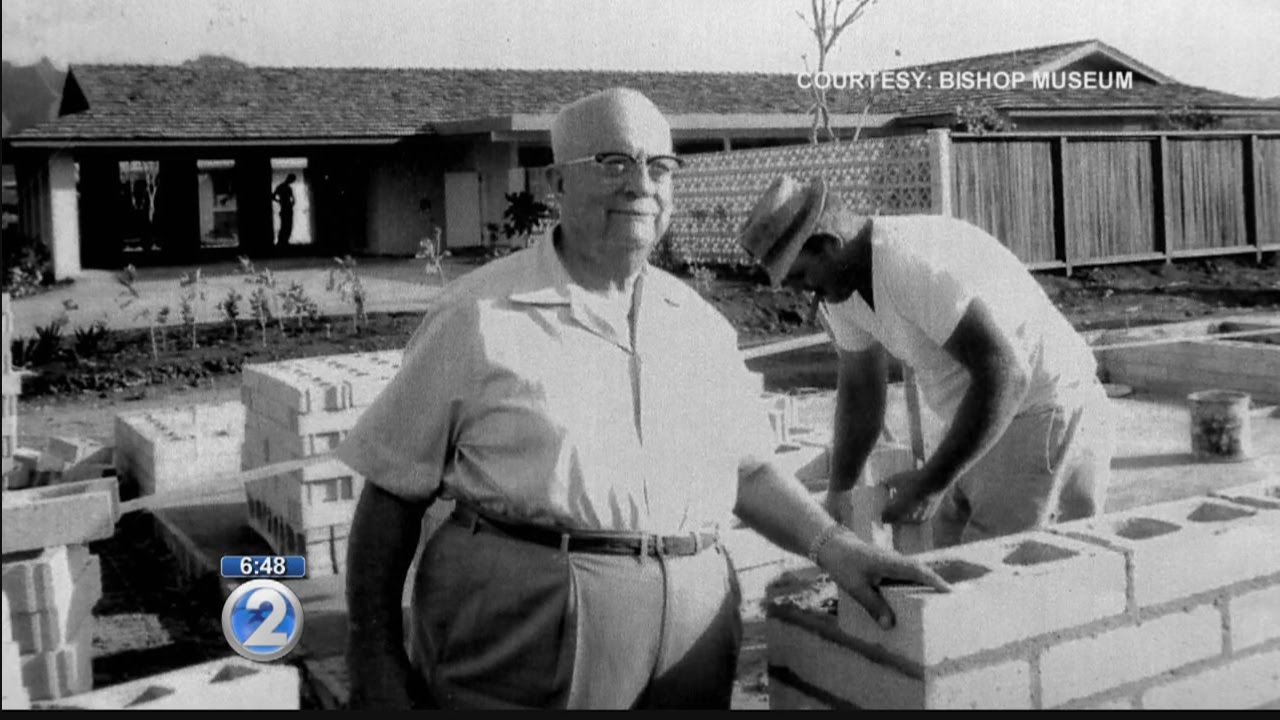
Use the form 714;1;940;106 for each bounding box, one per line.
327;255;367;334
248;287;273;348
219;288;243;340
31;313;69;365
1;228;53;298
501;191;554;248
279;281;318;331
178;269;207;349
72;319;109;360
10;337;39;368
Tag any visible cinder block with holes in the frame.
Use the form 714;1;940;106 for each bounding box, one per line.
1049;495;1280;609
8;555;101;655
41;656;300;709
836;531;1127;667
113;403;244;496
1229;585;1280;652
1;478;119;554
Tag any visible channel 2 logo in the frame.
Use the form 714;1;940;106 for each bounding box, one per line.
222;579;305;661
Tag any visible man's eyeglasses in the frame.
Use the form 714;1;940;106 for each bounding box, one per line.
557;152;685;183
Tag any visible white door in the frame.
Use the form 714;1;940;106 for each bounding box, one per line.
445;171;483;248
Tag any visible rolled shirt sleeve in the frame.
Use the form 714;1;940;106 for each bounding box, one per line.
335;302;475;502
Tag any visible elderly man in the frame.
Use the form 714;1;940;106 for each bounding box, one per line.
739;176;1112;548
338;90;947;710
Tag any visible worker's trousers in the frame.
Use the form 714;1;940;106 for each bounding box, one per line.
931;379;1114;547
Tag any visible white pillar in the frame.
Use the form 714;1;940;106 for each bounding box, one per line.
48;154;81;280
927;128;954;219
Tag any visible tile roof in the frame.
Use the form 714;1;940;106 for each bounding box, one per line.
9;40;1277;144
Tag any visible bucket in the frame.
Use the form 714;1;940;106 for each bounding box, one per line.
1188;390;1253;462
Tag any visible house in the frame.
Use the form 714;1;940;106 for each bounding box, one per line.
4;39;1276;279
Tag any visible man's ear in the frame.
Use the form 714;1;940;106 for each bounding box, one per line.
545;166;564;195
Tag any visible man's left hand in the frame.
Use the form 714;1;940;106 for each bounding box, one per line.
881;469;949;525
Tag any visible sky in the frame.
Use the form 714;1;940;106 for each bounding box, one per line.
3;0;1278;98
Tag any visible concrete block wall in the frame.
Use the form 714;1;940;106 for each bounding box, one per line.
767;480;1280;709
241;351;401;577
1;545;101;702
42;656;300;709
1097;319;1280;404
114;402;245;496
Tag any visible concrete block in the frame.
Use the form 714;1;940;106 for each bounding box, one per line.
2;545;93;613
1211;480;1280;511
1;372;20;397
18;619;93;700
1142;649;1280;710
836;531;1125;667
62;462;115;485
1;477;120;554
1039;605;1222;707
771;444;828;489
3;588;32;710
1050;496;1280;610
8;555;101;654
1229;584;1280;652
767;613;1033;709
44;437;108;467
42;657;300;709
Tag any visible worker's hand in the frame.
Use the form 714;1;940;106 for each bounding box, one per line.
880;468;949;525
348;646;416;710
822;487;856;524
816;529;950;629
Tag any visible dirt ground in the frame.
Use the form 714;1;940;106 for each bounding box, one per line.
11;252;1278;707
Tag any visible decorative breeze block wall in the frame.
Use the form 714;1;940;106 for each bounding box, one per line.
668;134;938;266
240;351;401;577
767;481;1280;709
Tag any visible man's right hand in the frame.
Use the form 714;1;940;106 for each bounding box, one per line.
815;527;950;630
348;647;415;710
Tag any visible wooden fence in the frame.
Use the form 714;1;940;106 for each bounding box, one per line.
671;130;1278;272
949;131;1280;272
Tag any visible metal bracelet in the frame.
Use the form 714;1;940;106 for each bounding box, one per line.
806;522;845;564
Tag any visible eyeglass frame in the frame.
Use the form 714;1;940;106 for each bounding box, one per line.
554;151;686;183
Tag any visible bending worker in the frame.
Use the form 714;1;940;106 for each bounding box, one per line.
337;89;948;710
739;175;1112;547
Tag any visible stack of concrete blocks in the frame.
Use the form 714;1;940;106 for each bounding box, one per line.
1095;318;1280;404
766;479;1280;709
2;292;18;489
114;403;245;497
240;351;401;577
2;591;30;709
42;656;299;709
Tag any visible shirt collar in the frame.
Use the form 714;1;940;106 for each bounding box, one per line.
507;226;684;309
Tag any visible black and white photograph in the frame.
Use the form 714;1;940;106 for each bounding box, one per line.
1;0;1277;710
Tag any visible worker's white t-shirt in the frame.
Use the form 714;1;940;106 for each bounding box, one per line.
823;216;1097;420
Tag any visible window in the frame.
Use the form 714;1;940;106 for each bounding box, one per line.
338;476;354;501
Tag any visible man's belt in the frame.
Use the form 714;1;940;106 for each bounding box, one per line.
450;504;719;558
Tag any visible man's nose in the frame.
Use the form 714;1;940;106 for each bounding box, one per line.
620;162;658;197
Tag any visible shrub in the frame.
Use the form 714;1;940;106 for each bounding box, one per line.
72;319;109;360
1;229;53;298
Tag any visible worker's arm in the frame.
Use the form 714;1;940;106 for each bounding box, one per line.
735;458;949;629
882;297;1030;523
824;344;889;519
345;482;430;710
